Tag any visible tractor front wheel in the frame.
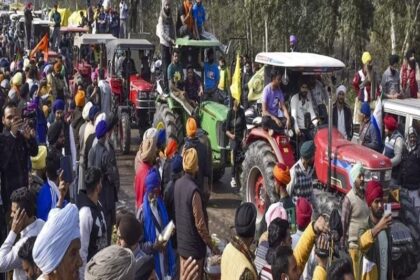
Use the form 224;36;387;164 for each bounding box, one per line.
241;140;278;236
153;103;184;144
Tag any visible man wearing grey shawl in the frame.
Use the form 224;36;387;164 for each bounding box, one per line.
156;0;176;92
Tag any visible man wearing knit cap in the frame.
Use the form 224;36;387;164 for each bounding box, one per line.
273;163;295;230
134;136;157;210
341;162;369;279
174;148;219;280
352;51;380;124
138;168;176;279
221;203;258;280
359;102;381;152
291;197;312;249
359;181;393;280
332;85;353;140
287;140;315;201
401;127;420;222
184;117;211;203
88;120;120;244
383;114;404;185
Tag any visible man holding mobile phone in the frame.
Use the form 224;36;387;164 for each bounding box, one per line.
1;102;38;213
359;181;393;280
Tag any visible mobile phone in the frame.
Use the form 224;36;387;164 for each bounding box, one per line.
60;155;73;183
384;203;392;216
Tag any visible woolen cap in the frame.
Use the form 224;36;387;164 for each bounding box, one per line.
300;140;315;159
235;202;257;238
31;145;47;170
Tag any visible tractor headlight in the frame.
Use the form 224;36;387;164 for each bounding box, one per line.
365;170;381;181
384;169;392;182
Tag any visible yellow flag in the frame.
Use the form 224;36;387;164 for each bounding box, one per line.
230;54;242;102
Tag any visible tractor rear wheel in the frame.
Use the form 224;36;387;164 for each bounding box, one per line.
241;140;278;236
121;112;131;154
153;103;184;144
212;167;225;183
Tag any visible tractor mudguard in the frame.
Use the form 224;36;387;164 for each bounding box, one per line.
245;127;295;168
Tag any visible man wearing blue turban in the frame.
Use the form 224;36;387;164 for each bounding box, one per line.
139;168;175;280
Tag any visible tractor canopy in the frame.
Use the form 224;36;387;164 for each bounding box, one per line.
74;33;116;48
255;52;345;73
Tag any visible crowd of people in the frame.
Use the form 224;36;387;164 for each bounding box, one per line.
0;0;420;280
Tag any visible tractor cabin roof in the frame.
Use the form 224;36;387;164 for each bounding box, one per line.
74;33;116;48
106;39;155;59
383;98;420;119
255;52;345;73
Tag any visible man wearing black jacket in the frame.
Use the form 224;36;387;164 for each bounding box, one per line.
1;102;38;210
77;167;107;279
332;85;353;140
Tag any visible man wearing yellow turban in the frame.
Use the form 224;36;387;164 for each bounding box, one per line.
352;51;379;124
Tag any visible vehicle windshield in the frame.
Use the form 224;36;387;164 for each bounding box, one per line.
114;48;152;81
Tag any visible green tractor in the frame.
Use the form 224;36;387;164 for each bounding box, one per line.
153;38;230;182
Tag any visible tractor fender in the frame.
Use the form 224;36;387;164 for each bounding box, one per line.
245;127;286;165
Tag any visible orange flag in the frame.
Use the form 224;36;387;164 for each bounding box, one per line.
30;34;49;61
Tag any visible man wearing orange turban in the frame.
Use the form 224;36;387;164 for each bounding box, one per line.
183;117;211;206
273;162;296;231
162;137;179;187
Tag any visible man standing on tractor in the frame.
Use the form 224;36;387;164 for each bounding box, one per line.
290;81;317;144
201;49;220;101
157;0;176;93
401;127;420;223
192;0;206;36
50;5;61;51
168;49;184;95
352;52;380;124
381;54;401;99
359;181;393;280
383;115;404;185
261;70;291;134
287;140;315;202
359;102;381;153
341;163;369;280
24;3;33;50
332;85;353;141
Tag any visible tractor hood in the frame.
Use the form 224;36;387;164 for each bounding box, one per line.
129;74;153;92
315;127;392;170
200;101;229;122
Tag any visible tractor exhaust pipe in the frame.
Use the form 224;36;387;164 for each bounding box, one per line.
327;86;333;190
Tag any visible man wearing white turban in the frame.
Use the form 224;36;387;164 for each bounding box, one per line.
332;85;353;140
33;204;82;280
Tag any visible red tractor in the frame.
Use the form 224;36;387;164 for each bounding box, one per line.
242;52;419;277
106;39;156;154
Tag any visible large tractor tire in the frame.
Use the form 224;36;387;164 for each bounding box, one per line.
392;189;420;278
153;103;184;144
120;112;131;154
241;140;278;236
